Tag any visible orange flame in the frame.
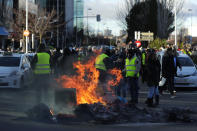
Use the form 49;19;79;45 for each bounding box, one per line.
50;109;54;116
57;56;123;105
108;68;123;87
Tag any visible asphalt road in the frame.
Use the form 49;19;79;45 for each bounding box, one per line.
0;85;197;131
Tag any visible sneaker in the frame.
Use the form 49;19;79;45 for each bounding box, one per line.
170;95;176;99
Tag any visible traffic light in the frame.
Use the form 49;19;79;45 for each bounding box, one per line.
96;14;101;22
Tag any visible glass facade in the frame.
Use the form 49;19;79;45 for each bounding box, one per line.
36;0;66;22
74;0;84;30
35;0;67;48
35;0;46;8
0;0;14;30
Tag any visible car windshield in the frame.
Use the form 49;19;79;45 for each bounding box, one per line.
0;57;21;67
178;57;194;67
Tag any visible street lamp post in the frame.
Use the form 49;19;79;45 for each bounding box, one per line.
57;0;59;48
188;9;192;44
174;0;177;47
25;0;28;53
76;1;78;46
87;8;92;44
75;0;82;46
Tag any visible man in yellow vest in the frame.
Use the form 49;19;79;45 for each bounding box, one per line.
95;48;112;82
33;44;52;105
125;49;141;105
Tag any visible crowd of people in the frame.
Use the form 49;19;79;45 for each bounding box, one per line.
31;42;184;108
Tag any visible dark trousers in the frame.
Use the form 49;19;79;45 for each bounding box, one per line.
127;77;139;103
116;78;127;98
97;69;108;94
34;74;52;105
98;69;107;83
166;76;175;95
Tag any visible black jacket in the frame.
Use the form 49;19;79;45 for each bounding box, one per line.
146;58;161;87
162;53;181;78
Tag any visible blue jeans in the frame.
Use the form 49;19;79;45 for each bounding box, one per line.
148;86;159;98
127;77;139;103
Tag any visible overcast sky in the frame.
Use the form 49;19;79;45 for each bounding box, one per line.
84;0;197;36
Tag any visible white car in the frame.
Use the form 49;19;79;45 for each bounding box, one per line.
0;52;33;88
157;51;197;88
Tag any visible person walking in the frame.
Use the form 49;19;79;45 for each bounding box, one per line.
95;48;112;83
125;49;141;105
95;48;113;95
145;49;161;107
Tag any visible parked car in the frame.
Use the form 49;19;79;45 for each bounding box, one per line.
157;51;197;88
0;52;33;88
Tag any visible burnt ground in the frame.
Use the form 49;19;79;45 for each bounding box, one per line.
1;84;197;131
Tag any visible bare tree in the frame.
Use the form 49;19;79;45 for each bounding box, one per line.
157;0;184;38
117;0;184;38
13;9;64;44
116;0;145;29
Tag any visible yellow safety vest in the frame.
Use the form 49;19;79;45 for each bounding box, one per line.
125;57;139;77
34;52;51;74
142;53;146;65
95;53;109;71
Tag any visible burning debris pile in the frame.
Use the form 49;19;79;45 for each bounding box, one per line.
25;56;196;125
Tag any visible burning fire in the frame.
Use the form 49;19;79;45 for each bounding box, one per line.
57;57;122;105
108;68;123;87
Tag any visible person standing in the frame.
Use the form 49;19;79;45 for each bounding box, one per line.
115;51;127;98
162;48;181;98
145;49;161;107
52;48;62;76
125;49;141;105
57;47;73;75
140;48;147;83
33;44;52;105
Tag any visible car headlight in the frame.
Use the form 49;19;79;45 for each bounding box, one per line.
9;71;19;77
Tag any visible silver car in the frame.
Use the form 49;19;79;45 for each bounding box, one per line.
0;52;33;88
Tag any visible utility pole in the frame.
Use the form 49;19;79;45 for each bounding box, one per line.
87;8;92;45
76;1;78;46
57;0;59;48
188;9;192;44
